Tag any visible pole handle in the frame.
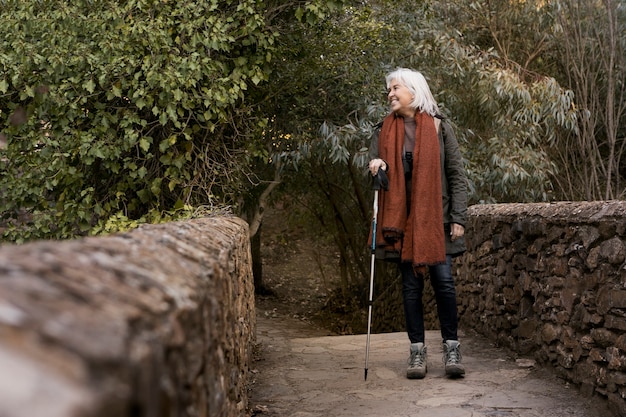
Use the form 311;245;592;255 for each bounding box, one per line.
373;169;389;191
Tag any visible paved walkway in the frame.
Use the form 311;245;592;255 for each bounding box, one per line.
248;308;616;417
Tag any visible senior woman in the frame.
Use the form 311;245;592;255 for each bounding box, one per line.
368;68;468;379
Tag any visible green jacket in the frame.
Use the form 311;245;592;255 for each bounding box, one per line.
369;117;468;257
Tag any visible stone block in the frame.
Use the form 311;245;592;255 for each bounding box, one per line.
552;243;567;257
527;237;546;255
580;335;595;350
598;221;617;239
502;247;514;262
546;226;564;243
547;257;569;277
590;348;608;362
605;314;626;331
573;344;584;362
492;233;503;250
557;345;575;369
564;225;578;240
601;237;626;264
578;225;600;248
517;318;539;339
607;347;626;371
477;240;493;257
584;312;603;326
519;270;533;293
541;323;560;344
521;218;546;237
586;246;601;269
517;338;536;355
495;258;507;275
616;334;626;351
574;361;598;386
502;286;517;304
607;371;626;389
547;276;565;290
555;310;569;325
610;290;626;309
591;328;618;348
513;254;536;272
598;288;626;314
560;287;579;316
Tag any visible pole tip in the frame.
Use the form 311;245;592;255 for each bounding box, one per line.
364;368;368;380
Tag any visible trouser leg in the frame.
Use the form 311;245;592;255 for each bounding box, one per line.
400;262;425;343
428;255;459;342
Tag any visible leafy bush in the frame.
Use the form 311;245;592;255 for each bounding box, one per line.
0;0;276;241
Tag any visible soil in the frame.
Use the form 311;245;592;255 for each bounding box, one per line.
255;203;360;334
249;203;359;416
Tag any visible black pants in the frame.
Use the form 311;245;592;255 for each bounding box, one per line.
400;256;459;344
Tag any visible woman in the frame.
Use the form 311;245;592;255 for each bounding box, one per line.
368;68;468;379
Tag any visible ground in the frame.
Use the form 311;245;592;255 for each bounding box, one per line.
255;203;365;335
248;206;619;417
249;203;349;416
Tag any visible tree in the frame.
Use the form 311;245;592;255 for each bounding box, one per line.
260;2;400;295
257;0;580;327
435;0;561;77
0;0;345;243
434;0;626;201
551;0;626;200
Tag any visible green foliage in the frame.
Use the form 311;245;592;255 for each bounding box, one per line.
0;0;277;241
273;0;578;207
428;34;577;203
2;0;620;273
395;1;578;203
259;0;583;299
438;0;560;76
89;202;202;236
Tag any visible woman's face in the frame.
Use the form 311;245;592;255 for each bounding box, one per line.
387;79;415;118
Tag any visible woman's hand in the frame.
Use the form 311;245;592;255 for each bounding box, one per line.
369;158;387;175
450;223;465;241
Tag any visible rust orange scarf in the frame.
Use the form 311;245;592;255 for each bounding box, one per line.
374;111;445;271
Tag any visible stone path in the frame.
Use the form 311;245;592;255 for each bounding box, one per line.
248;309;617;417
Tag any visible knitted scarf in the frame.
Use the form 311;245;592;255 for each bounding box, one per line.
374;111;446;271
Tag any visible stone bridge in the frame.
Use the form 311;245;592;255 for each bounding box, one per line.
0;202;624;416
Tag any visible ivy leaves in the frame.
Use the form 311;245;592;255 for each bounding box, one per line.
0;0;277;240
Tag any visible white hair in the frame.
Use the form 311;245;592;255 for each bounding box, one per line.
385;68;439;117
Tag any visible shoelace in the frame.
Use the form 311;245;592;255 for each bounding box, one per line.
408;350;426;367
445;346;461;364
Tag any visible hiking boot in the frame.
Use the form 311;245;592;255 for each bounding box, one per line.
443;340;465;377
407;342;427;379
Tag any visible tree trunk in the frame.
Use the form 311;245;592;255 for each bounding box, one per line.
251;221;266;293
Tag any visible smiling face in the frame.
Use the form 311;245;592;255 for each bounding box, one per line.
387;79;416;118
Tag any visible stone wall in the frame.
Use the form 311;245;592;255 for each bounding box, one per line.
0;216;255;417
456;202;626;416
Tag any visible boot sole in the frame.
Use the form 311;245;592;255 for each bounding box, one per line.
445;365;465;377
407;369;427;379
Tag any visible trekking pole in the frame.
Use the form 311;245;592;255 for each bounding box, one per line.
364;168;388;381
